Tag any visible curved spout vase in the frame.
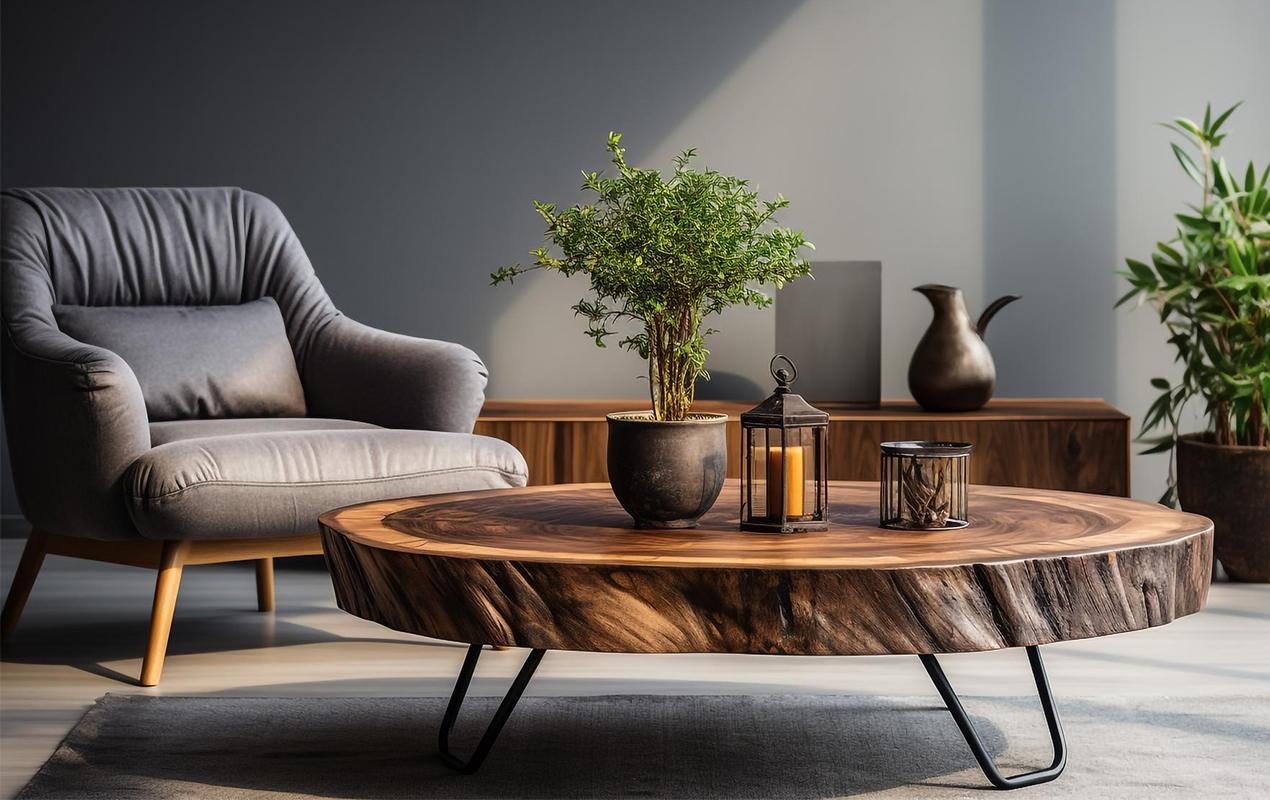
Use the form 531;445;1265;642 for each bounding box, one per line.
907;285;1020;412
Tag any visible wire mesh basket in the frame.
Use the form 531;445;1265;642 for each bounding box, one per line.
879;441;972;530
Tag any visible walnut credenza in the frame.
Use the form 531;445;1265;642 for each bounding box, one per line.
475;399;1130;496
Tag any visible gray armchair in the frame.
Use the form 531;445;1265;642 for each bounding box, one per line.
0;187;527;684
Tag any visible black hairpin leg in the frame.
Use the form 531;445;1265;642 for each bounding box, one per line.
919;645;1066;790
438;644;545;774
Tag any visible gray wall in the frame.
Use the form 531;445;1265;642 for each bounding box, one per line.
3;0;1269;513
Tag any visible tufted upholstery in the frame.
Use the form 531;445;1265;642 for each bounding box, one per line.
1;188;333;357
1;188;526;541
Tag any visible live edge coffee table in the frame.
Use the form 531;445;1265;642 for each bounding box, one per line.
319;480;1212;790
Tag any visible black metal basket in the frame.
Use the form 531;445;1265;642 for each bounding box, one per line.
879;441;972;530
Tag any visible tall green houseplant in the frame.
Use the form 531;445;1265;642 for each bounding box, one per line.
493;133;814;421
1117;102;1270;505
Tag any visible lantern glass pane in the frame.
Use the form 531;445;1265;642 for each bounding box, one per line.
752;427;770;519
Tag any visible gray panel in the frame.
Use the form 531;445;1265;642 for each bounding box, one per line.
775;262;881;404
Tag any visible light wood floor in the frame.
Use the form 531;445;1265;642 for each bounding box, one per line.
2;534;1268;799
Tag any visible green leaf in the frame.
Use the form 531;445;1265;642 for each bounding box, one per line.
1125;258;1155;283
1114;286;1140;308
1155;122;1202;148
1174;117;1203;138
1175;214;1218;232
1215;157;1236;197
1202;103;1212;134
1215;274;1270;290
1171;143;1205;186
1139;392;1172;434
1156;242;1185;264
1199;329;1228;369
1150;377;1171;390
1138;438;1176;455
1209;101;1242;136
1225;242;1248;277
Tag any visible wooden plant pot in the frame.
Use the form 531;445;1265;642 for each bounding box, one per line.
1177;432;1270;582
606;412;728;528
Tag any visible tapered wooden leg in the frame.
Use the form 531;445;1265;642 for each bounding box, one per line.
139;541;190;687
255;558;275;612
1;530;50;640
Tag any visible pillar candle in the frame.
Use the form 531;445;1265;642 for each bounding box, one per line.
766;444;805;517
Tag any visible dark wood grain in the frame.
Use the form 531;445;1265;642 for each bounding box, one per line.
320;481;1211;657
473;399;1131;495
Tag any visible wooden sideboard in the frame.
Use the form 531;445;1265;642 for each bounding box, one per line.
475;399;1131;496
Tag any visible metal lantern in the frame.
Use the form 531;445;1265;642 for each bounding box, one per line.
879;441;972;530
741;355;829;533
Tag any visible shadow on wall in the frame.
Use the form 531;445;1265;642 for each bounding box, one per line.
0;0;810;514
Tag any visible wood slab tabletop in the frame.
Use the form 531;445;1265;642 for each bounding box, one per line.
320;481;1212;656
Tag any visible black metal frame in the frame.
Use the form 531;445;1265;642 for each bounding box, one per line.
919;645;1067;789
438;643;1066;790
437;644;545;774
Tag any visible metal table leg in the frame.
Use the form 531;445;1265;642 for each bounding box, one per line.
919;645;1066;790
438;644;545;774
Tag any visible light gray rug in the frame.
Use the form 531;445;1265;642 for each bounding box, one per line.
19;694;1270;799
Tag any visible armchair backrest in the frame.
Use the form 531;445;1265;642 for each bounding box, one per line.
1;187;337;364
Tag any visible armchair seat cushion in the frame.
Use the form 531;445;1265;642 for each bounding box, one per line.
125;427;528;540
150;417;380;447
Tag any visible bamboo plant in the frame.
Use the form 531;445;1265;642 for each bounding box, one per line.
1117;102;1270;505
493;133;814;421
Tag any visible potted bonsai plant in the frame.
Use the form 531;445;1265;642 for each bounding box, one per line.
494;133;814;527
1117;102;1270;581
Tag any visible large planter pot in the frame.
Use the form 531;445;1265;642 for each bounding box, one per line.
1177;432;1270;582
606;412;728;528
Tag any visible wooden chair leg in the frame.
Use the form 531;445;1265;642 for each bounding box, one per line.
255;558;275;612
1;530;50;640
139;541;191;687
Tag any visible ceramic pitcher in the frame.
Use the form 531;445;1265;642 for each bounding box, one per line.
907;285;1020;412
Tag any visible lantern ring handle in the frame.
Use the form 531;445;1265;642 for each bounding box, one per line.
770;353;798;387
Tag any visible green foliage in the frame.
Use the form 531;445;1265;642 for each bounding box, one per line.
493;133;815;420
1117;102;1270;505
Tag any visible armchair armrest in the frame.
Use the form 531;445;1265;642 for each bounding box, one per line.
2;325;150;539
302;316;488;433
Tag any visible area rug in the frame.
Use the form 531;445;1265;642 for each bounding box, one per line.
18;694;1270;798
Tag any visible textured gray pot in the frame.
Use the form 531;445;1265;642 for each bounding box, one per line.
1177;432;1270;582
606;412;728;529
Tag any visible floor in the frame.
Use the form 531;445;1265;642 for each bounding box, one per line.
2;532;1268;800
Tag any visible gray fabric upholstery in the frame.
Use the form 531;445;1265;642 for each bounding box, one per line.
127;429;527;540
150;418;379;447
54;298;306;421
303;317;488;434
1;187;509;541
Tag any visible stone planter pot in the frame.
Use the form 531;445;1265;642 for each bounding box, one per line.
1177;432;1270;582
606;412;728;528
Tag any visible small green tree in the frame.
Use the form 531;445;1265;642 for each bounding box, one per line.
493;133;814;421
1117;102;1270;505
